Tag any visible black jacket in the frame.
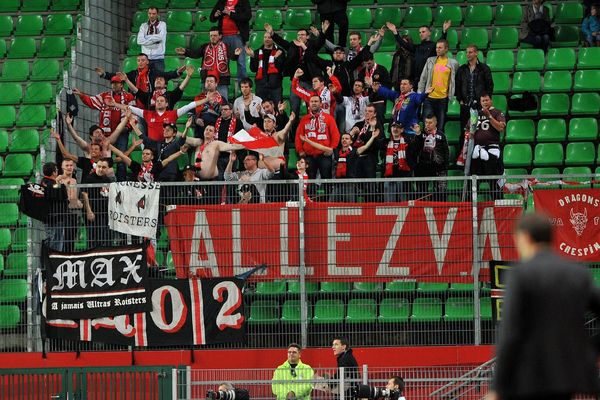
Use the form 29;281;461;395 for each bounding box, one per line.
413;130;449;174
334;349;360;385
395;31;447;84
312;0;348;15
249;46;286;87
494;250;600;398
454;61;494;106
272;32;322;83
210;0;251;43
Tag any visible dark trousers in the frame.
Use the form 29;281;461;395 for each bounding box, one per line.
423;97;449;131
472;153;504;200
521;34;550;53
307;154;333;200
356;154;379;202
88;214;110;248
415;169;447;201
63;213;79;253
322;10;349;47
256;82;282;106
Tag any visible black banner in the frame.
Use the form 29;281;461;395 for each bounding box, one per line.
489;260;516;324
43;278;246;347
46;245;150;319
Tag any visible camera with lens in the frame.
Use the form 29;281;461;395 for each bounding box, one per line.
352;384;400;400
206;388;250;400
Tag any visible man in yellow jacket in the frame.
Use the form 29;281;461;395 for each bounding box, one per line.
272;343;315;400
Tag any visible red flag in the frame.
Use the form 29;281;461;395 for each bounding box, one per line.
228;127;282;157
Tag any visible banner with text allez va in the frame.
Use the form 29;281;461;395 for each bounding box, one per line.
165;202;522;281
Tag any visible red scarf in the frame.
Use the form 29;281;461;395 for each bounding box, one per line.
194;139;214;170
138;161;155;182
393;92;409;120
297;170;310;202
256;49;279;80
202;42;230;78
352;120;373;148
385;137;410;176
309;111;325;134
215;117;237;140
365;63;378;81
136;67;150;108
336;148;352;178
146;19;160;35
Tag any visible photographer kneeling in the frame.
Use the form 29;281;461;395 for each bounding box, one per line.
207;382;250;400
352;376;405;400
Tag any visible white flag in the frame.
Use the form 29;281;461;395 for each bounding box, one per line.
108;182;161;239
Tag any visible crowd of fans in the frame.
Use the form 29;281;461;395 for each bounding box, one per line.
46;0;597;248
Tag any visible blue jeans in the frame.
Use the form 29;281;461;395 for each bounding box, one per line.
149;58;165;72
422;97;449;130
222;34;246;84
45;224;64;252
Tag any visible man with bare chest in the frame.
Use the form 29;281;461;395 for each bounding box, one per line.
187;124;244;180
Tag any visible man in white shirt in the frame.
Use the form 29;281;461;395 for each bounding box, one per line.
137;7;166;72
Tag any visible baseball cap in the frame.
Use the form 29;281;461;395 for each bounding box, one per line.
264;114;277;122
111;75;124;83
183;165;196;174
391;122;404;129
163;122;178;131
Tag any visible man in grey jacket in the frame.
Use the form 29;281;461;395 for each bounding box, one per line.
417;39;458;131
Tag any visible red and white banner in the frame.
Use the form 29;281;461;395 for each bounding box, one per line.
533;189;600;261
228;127;282;157
165;202;521;281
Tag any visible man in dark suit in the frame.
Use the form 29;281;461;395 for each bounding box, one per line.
491;213;600;400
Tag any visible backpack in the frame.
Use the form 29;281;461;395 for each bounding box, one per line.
19;183;49;222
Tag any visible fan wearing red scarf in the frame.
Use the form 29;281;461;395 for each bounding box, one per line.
383;122;419;202
247;31;285;105
292;66;342;116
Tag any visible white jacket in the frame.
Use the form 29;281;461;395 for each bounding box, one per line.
137;21;167;60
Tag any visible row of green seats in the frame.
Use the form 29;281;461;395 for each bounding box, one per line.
0;252;27;278
0;279;27;303
0;129;41;153
504;142;599;168
502;118;598;143
0;228;28;252
2;36;68;59
248;297;493;324
497;70;600;94
0;59;61;82
0;82;56;105
0;14;74;37
487;48;600;71
0;154;34;179
0;0;79;12
0;105;50;128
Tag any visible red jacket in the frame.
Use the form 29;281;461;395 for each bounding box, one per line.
295;110;340;157
292;75;342;116
78;91;135;135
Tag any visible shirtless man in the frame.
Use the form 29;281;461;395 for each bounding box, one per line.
259;111;295;171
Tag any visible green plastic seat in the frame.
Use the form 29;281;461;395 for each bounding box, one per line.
378;298;410;323
494;4;522;25
454;50;483;66
552;26;580;47
7;38;36;59
0;203;18;226
320;281;351;293
555;3;583;23
353;282;383;293
573;70;600;92
568;118;598;141
31;59;59;81
15;15;44;36
503;144;532;167
51;0;81;10
132;11;146;32
577;48;600;69
539;93;569;116
464;5;492;26
411;297;442;322
0;16;14;37
313;299;345;324
533;143;564;167
287;0;312;6
189;33;208;51
374;53;393;68
543;71;572;93
447;98;460;117
546;48;576;70
45;13;74;35
255;280;287;296
444;121;461;144
284;9;312;30
346;298;377;323
23;82;54;104
166;11;192;32
16;105;46;127
0;229;10;251
0;0;19;12
532;167;560;181
431;28;458;50
281;300;312;323
571;93;600;115
0;107;16;128
448;283;475;294
444;297;474;321
0;61;29;83
537;119;566;142
5;252;27;277
11;227;28;252
511;72;541;93
253;9;283;29
515;49;545;71
193;10;212;32
38;37;67;58
486;50;514;72
287;280;318;295
504;119;535;143
0;305;20;328
434;6;462;27
0;130;7;153
403;6;432;28
0;40;6;58
0;279;27;302
374;8;402;30
565;142;595;166
347;8;372;29
480;297;492;321
460;28;488;50
3;154;33;177
9;129;40;153
169;0;197;7
384;280;416;294
127;34;141;56
0;178;24;203
489;27;519;50
416;282;448;295
247;300;279;324
563;167;592;185
0;83;22;105
490;72;509;94
165;34;186;56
